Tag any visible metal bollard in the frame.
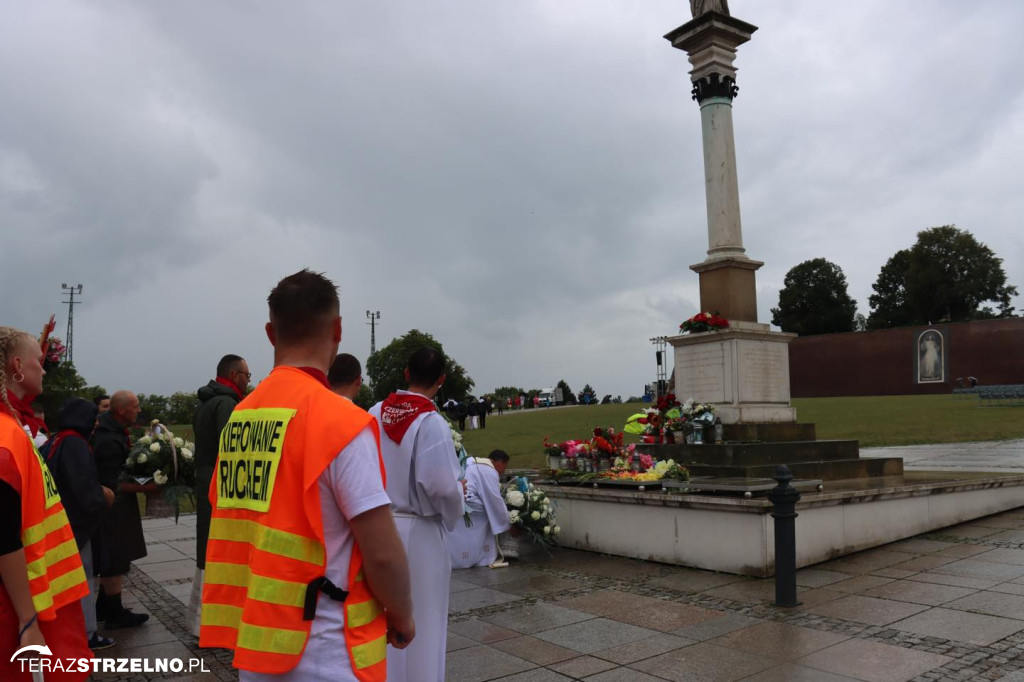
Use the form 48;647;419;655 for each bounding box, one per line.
766;464;801;607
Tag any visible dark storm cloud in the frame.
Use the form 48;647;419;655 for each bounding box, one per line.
1;0;1020;399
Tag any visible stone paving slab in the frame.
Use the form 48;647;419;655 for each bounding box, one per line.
90;460;1024;682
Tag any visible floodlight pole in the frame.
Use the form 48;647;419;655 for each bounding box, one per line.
61;283;84;364
366;310;381;356
650;336;668;398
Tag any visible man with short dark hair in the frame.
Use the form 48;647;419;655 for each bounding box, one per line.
188;353;249;635
328;353;363;402
449;449;511;569
200;269;414;681
370;346;464;682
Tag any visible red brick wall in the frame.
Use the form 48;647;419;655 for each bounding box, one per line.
789;318;1024;397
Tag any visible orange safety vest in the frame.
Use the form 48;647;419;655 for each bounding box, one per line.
0;413;89;620
200;366;388;679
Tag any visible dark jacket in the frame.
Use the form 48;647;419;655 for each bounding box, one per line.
40;398;104;549
193;379;241;567
90;410;147;573
92;411;131;490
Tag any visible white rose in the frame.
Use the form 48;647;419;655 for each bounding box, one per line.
553;526;561;534
124;457;132;466
139;435;152;445
137;453;148;464
509;510;520;523
153;470;168;485
531;511;541;521
541;510;548;519
174;437;184;447
149;442;162;453
505;490;525;508
181;448;193;461
543;526;551;535
157;433;167;442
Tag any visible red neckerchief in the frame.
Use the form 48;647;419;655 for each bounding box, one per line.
380;392;436;445
6;389;46;437
296;367;330;389
215;376;244;400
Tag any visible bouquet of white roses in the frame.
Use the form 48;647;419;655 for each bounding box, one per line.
125;421;196;517
503;476;559;548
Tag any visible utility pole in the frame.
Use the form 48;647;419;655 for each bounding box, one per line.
366;310;381;355
61;283;84;364
650;335;668;398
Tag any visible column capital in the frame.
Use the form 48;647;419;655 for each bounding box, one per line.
665;12;758;91
692;75;739;103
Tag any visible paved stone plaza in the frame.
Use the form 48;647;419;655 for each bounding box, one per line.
90;441;1024;682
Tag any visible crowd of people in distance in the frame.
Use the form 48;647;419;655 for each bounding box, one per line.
2;268;520;682
442;395;492;431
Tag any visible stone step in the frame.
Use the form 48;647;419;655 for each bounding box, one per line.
637;439;861;465
679;456;904;481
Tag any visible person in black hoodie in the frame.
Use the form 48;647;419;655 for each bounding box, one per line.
41;398;116;650
188;354;248;635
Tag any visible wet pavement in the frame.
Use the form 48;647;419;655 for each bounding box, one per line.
89;439;1024;681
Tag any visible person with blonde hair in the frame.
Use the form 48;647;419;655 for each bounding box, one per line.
0;326;92;679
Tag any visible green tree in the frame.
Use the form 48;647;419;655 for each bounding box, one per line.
137;393;169;424
770;258;857;335
39;362;90;427
491;386;524;409
166;391;200;426
556;379;577;405
365;329;475;403
868;226;1018;329
353;384;374;410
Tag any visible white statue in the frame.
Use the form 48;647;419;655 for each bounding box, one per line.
690;0;730;17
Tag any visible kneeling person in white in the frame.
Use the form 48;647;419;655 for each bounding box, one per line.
450;450;511;568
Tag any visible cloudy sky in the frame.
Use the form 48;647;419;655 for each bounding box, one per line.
2;1;1021;400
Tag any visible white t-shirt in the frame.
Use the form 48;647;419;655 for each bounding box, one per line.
242;425;391;682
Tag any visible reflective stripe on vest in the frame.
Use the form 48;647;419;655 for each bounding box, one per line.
1;415;89;620
199;367;388;680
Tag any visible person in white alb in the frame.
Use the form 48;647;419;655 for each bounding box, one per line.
449;449;511;569
369;346;465;682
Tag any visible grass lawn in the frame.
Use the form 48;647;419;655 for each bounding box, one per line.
171;394;1024;472
462;395;1024;470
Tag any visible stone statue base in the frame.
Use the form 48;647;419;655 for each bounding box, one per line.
669;322;797;424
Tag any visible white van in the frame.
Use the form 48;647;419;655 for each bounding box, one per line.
537;388;556;407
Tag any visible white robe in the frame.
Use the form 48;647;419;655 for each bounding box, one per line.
369;392;464;682
449;458;511;569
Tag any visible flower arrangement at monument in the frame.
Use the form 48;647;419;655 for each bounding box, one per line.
679;311;729;333
681;398;716;421
124;420;196;517
602;458;689;483
503;475;559;547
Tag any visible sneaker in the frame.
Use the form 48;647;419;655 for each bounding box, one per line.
103;607;149;629
88;634;116;651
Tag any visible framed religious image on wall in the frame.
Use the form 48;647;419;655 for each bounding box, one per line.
915;329;946;384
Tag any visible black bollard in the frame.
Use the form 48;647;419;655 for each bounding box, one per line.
766;464;801;607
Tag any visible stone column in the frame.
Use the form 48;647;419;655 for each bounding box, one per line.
665;12;762;323
665;11;797;424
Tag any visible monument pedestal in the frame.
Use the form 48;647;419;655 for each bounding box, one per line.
669;322;797;424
